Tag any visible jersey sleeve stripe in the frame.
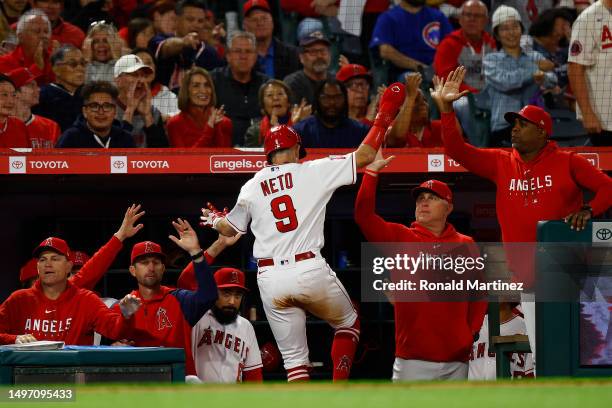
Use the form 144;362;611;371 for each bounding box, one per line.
225;216;246;234
350;152;356;185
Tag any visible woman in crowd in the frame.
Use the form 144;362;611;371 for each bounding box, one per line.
133;48;179;120
244;79;311;147
166;67;232;147
127;18;155;50
83;21;126;83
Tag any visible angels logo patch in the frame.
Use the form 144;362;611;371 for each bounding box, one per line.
422;22;441;49
156;307;173;330
570;40;582;56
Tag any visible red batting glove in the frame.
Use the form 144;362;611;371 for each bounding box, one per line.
373;83;406;129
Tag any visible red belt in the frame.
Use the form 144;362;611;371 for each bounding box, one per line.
257;251;316;267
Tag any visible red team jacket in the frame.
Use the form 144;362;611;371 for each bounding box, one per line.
0;117;29;148
166;110;233;148
441;112;612;244
355;173;488;362
110;260;218;376
0;280;132;345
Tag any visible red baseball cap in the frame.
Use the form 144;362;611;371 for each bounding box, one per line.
19;259;38;283
412;180;453;203
7;68;39;89
336;64;372;83
214;267;248;291
243;0;271;16
504;105;553;136
69;250;90;267
131;241;166;264
32;237;71;258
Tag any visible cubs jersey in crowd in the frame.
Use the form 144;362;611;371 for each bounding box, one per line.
111;260;218;376
225;152;357;258
469;309;535;379
0;280;130;345
568;0;612;131
192;310;263;383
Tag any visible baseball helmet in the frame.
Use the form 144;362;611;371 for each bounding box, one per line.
264;125;306;163
260;341;282;372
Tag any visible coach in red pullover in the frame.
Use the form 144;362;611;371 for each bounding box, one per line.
0;237;142;345
432;66;612;361
110;218;219;376
355;157;487;380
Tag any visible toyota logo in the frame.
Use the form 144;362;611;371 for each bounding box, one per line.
596;228;612;241
430;159;442;167
113;161;125;169
11;161;23;169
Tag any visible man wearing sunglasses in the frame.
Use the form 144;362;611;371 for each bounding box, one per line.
56;80;134;148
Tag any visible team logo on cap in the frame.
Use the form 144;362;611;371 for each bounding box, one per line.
230;270;239;284
391;85;401;93
144;241;156;253
45;238;54;247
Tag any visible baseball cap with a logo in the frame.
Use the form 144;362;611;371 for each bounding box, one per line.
412;180;453;203
243;0;271;16
131;241;166;264
214;267;248;291
113;54;153;78
336;64;372;83
69;251;91;267
299;31;331;49
32;237;71;258
504;105;553;136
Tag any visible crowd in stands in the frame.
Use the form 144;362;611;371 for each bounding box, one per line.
0;0;610;149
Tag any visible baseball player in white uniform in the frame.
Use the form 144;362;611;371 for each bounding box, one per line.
568;0;612;145
191;267;263;383
200;83;407;381
469;304;535;380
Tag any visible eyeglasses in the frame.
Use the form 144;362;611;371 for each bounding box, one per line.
57;59;88;68
85;102;115;112
229;48;256;54
461;12;487;19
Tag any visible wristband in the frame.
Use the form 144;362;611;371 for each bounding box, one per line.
190;249;204;260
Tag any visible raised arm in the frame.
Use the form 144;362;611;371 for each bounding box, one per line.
354;83;407;168
70;204;145;290
430;67;501;181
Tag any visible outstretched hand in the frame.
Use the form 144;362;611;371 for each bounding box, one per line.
430;66;470;113
114;204;145;241
200;202;228;230
366;149;395;172
119;294;142;318
169;218;201;254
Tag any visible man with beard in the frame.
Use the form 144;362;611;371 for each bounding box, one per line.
190;268;263;383
283;31;333;106
293;79;369;148
111;218;219;377
370;0;453;81
56;81;134;148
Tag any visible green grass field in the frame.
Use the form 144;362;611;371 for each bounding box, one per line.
3;379;612;408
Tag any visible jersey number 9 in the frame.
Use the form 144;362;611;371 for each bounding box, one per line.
270;195;298;233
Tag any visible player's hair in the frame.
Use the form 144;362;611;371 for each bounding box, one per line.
51;44;80;66
176;0;207;15
81;81;119;103
258;79;293;116
127;18;154;50
227;30;256;50
0;74;16;90
16;9;51;37
528;7;575;38
177;67;217;111
313;78;348;118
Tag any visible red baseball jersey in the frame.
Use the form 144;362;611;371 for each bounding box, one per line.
26;114;61;148
355;173;488;362
0;117;29;148
0;280;131;345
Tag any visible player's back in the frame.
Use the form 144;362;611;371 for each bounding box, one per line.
227;154;356;258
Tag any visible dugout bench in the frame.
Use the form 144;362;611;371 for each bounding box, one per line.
0;346;185;384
